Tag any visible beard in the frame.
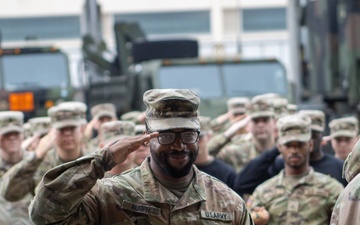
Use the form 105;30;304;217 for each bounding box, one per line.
150;147;198;179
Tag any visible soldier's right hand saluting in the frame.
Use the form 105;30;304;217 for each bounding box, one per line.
107;132;158;164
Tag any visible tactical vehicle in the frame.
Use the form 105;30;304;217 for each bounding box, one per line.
0;46;73;120
290;0;360;119
82;20;290;118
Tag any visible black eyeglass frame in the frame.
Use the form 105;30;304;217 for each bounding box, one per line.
148;129;200;145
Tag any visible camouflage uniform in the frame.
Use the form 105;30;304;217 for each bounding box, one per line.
0;102;90;203
29;89;254;225
330;139;360;224
0;111;33;225
215;97;275;172
329;116;359;138
248;114;343;225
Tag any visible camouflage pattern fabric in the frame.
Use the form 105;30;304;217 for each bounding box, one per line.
217;138;259;172
330;139;360;224
249;168;343;225
29;149;254;225
90;103;116;119
209;117;231;134
0;148;89;202
0;151;33;225
143;89;200;131
329;116;359;138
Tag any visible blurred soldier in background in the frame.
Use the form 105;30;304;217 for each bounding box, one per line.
0;111;32;225
215;96;277;172
0;102;90;204
195;116;237;188
85;103;117;140
21;117;51;151
209;97;249;134
331;139;360;224
248;114;343;225
120;110;146;125
329;117;359;160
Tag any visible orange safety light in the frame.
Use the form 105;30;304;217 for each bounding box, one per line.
9;92;34;112
44;100;54;108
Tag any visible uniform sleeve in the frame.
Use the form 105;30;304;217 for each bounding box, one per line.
326;178;344;215
208;133;231;156
29;148;116;225
0;152;42;201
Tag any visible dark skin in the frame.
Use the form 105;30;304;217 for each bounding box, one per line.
278;140;313;175
309;131;324;161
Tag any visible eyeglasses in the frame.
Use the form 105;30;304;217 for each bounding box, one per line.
155;130;200;145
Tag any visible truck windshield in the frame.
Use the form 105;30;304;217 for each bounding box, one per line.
0;52;69;91
157;61;287;99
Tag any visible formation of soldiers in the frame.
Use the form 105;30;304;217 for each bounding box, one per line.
0;89;358;224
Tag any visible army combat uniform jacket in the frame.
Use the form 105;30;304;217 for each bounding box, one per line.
29;149;254;225
249;168;343;225
330;140;360;225
0;148;88;202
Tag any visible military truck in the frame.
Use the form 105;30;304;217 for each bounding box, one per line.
0;46;73;120
290;0;360;119
82;20;290;118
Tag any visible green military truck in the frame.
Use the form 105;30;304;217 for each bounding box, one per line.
0;46;73;120
83;22;290;118
291;0;360;118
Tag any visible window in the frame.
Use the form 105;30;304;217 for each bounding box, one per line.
242;8;287;32
115;11;210;35
0;16;81;41
158;64;223;99
1;52;70;91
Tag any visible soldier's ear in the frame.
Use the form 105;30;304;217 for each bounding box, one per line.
309;139;314;153
277;143;284;154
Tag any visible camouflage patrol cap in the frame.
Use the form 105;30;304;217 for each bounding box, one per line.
0;111;24;135
48;103;86;129
28;117;51;136
329;117;359;138
91;103;117;119
143;89;200;131
100;120;135;143
271;98;289;119
287;104;298;114
58;101;87;125
199;116;211;134
121;111;142;123
23;122;32;139
134;124;145;135
247;95;275;119
343;139;360;182
299;110;325;132
227;97;250;114
277;114;311;145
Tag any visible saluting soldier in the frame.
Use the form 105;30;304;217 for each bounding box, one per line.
29;89;254;225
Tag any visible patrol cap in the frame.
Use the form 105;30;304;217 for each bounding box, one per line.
329;117;359;138
91;103;117;119
199;116;211;135
121;111;142;123
271;98;289;119
23;122;32;139
28;117;51;136
134;124;145;135
48;103;86;129
299;110;325;132
0;111;24;135
58;101;87;125
143;89;200;131
100;120;135;143
247;95;275;119
227;97;250;114
287;104;298;114
277;114;311;145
